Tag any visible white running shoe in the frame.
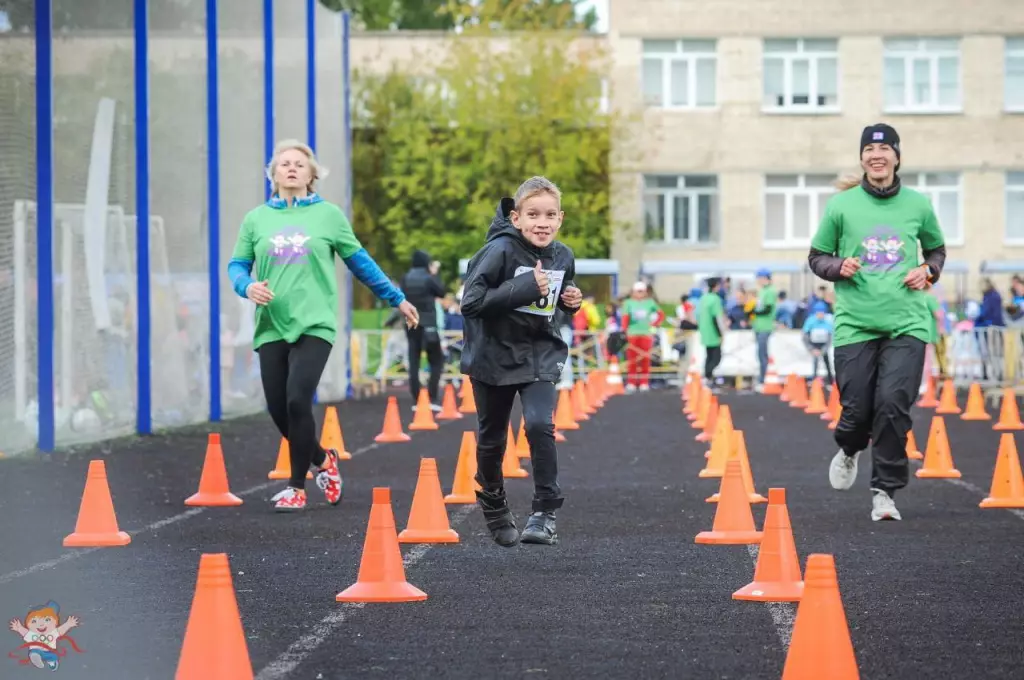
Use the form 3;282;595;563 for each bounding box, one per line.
828;449;861;490
871;488;901;521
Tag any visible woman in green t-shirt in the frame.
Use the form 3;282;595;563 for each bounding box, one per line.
228;140;418;512
807;123;947;523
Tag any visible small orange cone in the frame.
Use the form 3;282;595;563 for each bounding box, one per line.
458;378;477;414
980;433;1024;508
375;396;412;443
552;408;566;443
960;383;990;421
804;378;828;415
822;383;840;422
175;553;253;680
554;389;579;431
915;415;961;478
445;431;481;504
516;417;531;460
733;488;803;602
399;458;460;543
696;395;719;443
781;554;859;680
906;429;923;460
993;388;1024;431
571;380;591;422
268;439;313;480
917;375;939;408
789;376;809;409
707;431;766;503
934;378;961;415
185;434;243;507
699;405;734;477
763;358;783;395
828;405;841;431
606;356;625;395
336;487;428;603
320;406;352;459
688;383;706;421
695;458;763;545
780;374;795;402
63;460;132;547
437;383;463;421
502;424;529;478
409;388;440;431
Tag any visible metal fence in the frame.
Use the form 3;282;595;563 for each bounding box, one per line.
0;0;353;454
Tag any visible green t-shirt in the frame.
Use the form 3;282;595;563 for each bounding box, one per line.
231;200;362;349
697;292;724;348
622;297;661;336
810;185;945;348
925;294;940;343
751;284;777;333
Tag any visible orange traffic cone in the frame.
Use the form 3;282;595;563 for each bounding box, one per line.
687;383;705;421
502;424;529;478
175;553;253;680
409;388;440;431
934;378;961;415
336;487;428;602
781;554;859;680
789;376;809;409
828;405;841;431
268;439;313;480
554;389;579;431
960;383;991;421
980;433;1024;508
588;371;605;410
437;383;463;420
458;377;477;414
695;458;763;545
780;374;795;402
915;415;961;478
733;488;803;602
763;358;783;395
822;383;840;422
552;407;566;443
804;378;828;415
516;417;531;460
699;405;734;477
707;431;765;503
993;388;1024;431
696;395;719;443
320;406;352;459
917;375;939;408
375;396;411;443
581;377;598;415
906;429;923;460
185;434;243;507
63;460;132;547
571;380;590;422
606;356;625;395
399;458;459;543
445;431;481;504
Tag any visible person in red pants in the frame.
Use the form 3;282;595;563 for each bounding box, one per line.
621;281;664;391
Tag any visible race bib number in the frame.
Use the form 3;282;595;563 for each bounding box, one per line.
810;328;830;344
513;266;566;317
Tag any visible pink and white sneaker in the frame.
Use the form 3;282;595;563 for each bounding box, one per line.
272;487;307;512
315;448;344;506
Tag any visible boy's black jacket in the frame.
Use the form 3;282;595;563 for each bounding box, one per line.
460;197;580;386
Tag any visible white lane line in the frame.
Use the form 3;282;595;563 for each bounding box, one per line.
253;505;477;680
744;544;797;649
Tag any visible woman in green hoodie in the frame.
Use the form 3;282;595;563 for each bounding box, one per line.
808;123;946;523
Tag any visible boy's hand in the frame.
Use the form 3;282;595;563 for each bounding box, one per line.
561;286;583;308
534;261;550;296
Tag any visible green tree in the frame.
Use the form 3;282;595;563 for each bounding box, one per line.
442;0;598;31
317;0;454;30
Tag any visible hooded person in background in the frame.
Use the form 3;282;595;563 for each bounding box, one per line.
400;250;447;410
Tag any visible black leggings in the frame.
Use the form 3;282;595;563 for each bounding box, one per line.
258;335;333;489
407;326;444;403
705;346;722;381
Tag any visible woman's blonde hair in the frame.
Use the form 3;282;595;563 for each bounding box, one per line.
514;176;562;209
834;173;862;191
265;139;328;195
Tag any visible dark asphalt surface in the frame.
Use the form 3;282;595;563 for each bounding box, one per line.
1;387;1023;679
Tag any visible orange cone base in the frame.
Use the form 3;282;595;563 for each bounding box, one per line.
908;450;923;460
695;530;763;545
443;493;476;504
185;491;243;507
695;432;712;442
335;582;427;603
375;432;412;443
915;468;962;479
733;580;804;602
398;528;459;543
505;468;529;479
64;531;131;548
980;497;1024;508
706;492;767;504
962;413;992;421
408;423;439;432
994;423;1024;431
698;469;723;479
336;450;353;460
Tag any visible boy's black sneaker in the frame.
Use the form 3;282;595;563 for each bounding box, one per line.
520;511;558;545
475;489;519;547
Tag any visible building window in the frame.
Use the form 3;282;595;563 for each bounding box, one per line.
903;172;963;246
1006;38;1024;112
883;38;961;113
643;175;720;245
1007;172;1024;243
641;39;717;109
763;174;835;247
762;39;840;112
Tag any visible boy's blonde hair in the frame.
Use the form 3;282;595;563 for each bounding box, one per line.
514;176;562;209
265;139;329;195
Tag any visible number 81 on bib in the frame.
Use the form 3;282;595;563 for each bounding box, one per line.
513;267;566;317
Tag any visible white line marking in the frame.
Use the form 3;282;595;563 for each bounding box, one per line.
254;505;477;680
744;545;796;649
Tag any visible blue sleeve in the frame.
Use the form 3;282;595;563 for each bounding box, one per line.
228;258;254;299
343;248;406;307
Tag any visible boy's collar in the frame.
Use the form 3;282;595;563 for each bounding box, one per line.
267;192;323;209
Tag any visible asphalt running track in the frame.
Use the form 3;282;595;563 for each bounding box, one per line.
1;387;1023;679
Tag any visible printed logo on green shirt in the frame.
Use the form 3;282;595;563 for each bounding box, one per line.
859;226;906;272
269;228;312;265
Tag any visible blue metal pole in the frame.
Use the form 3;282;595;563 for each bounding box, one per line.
342;10;354;400
35;0;54;453
206;0;221;422
263;0;274;200
134;0;152;435
306;0;316;151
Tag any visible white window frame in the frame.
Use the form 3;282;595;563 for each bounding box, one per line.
762;38;841;114
883;38;962;113
641;39;717;110
903;172;964;247
762;174;835;249
642;175;720;246
1006;172;1024;245
1006;38;1024;113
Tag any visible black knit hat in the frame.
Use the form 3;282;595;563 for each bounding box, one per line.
860;123;901;171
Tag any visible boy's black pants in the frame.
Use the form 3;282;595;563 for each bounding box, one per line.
833;335;926;495
471;378;563;512
258;335;332;489
704;346;722;381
